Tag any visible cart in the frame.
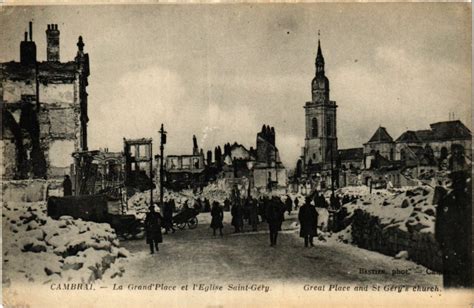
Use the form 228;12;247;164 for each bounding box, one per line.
173;208;199;230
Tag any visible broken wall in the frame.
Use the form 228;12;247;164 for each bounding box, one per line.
1;63;82;180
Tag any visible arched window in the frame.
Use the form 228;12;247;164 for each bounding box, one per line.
312;118;318;137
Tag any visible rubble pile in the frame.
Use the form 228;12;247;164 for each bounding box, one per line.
200;183;229;204
333;185;442;271
127;189;193;219
127;185;230;218
3;201;129;286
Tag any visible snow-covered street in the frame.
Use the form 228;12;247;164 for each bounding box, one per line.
113;210;441;286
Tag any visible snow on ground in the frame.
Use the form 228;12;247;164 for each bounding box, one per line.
334;184;437;237
115;209;441;286
2;201;129;287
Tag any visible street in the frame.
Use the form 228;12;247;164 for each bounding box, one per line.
116;211;442;286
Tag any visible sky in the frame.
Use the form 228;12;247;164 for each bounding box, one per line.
1;4;471;168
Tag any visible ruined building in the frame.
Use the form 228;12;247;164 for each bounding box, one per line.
1;22;90;179
253;125;287;189
302;38;338;174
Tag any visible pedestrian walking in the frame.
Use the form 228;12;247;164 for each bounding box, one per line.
298;197;318;247
231;200;243;233
285;195;293;215
249;198;259;232
204;198;211;213
294;197;300;210
266;197;284;246
210;201;224;236
145;204;163;254
163;200;175;234
223;198;231;211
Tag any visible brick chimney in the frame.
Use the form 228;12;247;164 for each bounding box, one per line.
20;21;37;65
46;24;60;62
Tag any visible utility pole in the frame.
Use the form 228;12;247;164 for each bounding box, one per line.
159;124;167;207
150;141;153;206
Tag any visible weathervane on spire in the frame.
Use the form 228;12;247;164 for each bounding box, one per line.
318;29;320;40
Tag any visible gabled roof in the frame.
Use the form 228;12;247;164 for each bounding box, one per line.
395;130;422;143
430;120;472;141
367;127;393;143
414;130;435;142
338;148;363;161
396;120;472;144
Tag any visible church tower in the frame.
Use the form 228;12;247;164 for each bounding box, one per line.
303;36;338;172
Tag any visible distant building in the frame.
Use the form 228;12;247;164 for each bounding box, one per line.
302;38;338;176
253;125;287;190
363;127;395;160
164;136;206;190
123;138;153;192
1;22;90;179
299;37;338;191
395;120;472;161
71;149;124;196
338;147;364;171
218;125;287;191
357;120;472;188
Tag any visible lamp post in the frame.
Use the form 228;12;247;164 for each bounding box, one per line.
150;141;153;206
159;124;167;207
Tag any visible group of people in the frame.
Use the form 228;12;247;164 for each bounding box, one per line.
193;197;212;213
226;191;321;248
223;194;287;246
144;191;330;254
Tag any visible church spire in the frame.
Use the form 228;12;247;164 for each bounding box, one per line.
315;31;325;76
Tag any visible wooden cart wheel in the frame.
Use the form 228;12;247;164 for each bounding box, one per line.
187;217;198;229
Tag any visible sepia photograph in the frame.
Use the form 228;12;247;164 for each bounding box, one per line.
1;2;472;307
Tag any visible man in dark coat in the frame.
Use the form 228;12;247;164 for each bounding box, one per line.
285;195;293;215
298;197;318;247
249;198;259;232
294;197;300;210
435;170;472;288
266;197;285;246
63;175;72;196
204;198;211;213
330;194;341;211
231;200;243;233
145;205;163;254
210;201;224;236
223;198;231;211
163;200;175;234
319;194;328;208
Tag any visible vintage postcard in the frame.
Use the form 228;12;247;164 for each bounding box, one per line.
1;2;472;307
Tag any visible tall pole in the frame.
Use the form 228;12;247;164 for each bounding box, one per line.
159;124;167;207
150;141;153;206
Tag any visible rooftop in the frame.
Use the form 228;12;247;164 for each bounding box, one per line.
366;127;393;143
338;148;364;161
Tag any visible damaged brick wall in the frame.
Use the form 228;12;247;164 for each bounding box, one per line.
1;62;85;180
